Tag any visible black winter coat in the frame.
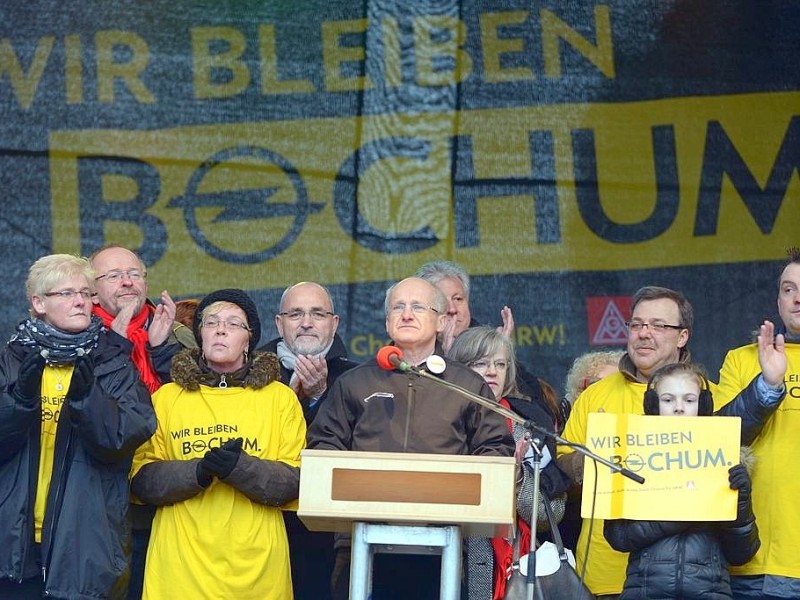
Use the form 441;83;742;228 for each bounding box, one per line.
604;510;760;599
0;333;155;599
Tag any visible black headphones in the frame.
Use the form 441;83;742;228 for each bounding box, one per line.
643;363;714;416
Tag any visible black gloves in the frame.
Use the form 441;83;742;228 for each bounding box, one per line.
196;458;215;489
66;354;95;403
728;464;753;524
196;438;244;488
205;437;243;479
13;350;46;407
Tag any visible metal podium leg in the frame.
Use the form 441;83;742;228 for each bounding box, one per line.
349;522;462;600
350;522;372;600
439;525;462;600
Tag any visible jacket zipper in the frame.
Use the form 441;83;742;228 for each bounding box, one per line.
19;367;44;585
403;377;414;450
41;408;74;591
675;533;685;598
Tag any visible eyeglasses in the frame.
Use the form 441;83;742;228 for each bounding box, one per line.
278;310;334;322
389;303;439;315
470;359;509;372
625;321;684;334
44;289;95;300
201;317;251;332
95;269;145;284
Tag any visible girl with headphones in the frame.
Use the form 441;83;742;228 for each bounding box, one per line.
603;362;760;600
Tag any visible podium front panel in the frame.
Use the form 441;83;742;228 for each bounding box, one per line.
297;449;516;537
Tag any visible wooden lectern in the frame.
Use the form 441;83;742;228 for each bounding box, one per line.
298;449;516;600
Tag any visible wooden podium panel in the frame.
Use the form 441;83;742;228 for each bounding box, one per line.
298;449;516;537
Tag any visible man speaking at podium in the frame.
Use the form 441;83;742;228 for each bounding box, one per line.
307;276;514;600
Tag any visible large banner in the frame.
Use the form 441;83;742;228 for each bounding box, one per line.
1;2;798;387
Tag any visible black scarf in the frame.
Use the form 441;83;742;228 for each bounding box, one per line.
9;316;103;365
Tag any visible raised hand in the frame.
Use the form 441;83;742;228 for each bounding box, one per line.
497;305;515;340
148;290;177;347
110;301;138;338
757;320;786;389
439;314;458;354
294;354;328;400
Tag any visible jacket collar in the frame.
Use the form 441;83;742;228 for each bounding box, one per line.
170;348;280;391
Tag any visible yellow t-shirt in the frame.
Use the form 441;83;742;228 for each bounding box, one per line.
35;365;72;543
134;380;305;600
716;341;800;579
559;372;645;595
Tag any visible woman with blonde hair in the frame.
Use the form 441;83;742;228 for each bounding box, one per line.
0;254;154;599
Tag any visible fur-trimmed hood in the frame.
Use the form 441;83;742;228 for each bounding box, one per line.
170;348;281;391
740;445;756;475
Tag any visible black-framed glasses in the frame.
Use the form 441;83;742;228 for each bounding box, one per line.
201;317;251;332
625;321;684;333
278;310;335;322
44;290;95;300
389;303;439;315
95;269;145;284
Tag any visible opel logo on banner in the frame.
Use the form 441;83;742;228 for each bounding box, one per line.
169;145;324;263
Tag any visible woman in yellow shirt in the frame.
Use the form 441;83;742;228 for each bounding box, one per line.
132;289;306;600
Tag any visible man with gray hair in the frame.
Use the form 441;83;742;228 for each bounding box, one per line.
415;259;559;424
259;281;357;600
308;276;513;599
415;260;514;353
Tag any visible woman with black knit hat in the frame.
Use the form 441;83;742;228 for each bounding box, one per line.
131;289;305;600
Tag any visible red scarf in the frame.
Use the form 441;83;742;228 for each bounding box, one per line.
94;303;161;393
490;398;533;600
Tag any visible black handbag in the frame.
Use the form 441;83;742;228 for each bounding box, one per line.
505;491;595;600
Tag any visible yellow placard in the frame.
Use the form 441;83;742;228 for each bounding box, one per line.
581;413;740;521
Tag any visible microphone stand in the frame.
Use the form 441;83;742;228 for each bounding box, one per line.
525;436;543;600
401;365;645;484
400;364;646;600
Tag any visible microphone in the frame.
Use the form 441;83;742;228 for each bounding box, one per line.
376;346;413;372
376;346;448;375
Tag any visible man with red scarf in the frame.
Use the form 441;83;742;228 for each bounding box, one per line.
90;244;195;600
90;245;194;391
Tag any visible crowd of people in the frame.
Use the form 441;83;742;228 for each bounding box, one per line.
0;247;797;600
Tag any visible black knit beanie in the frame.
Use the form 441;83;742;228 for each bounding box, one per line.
193;288;261;353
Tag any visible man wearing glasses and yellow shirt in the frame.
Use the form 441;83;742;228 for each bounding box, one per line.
557;285;786;599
